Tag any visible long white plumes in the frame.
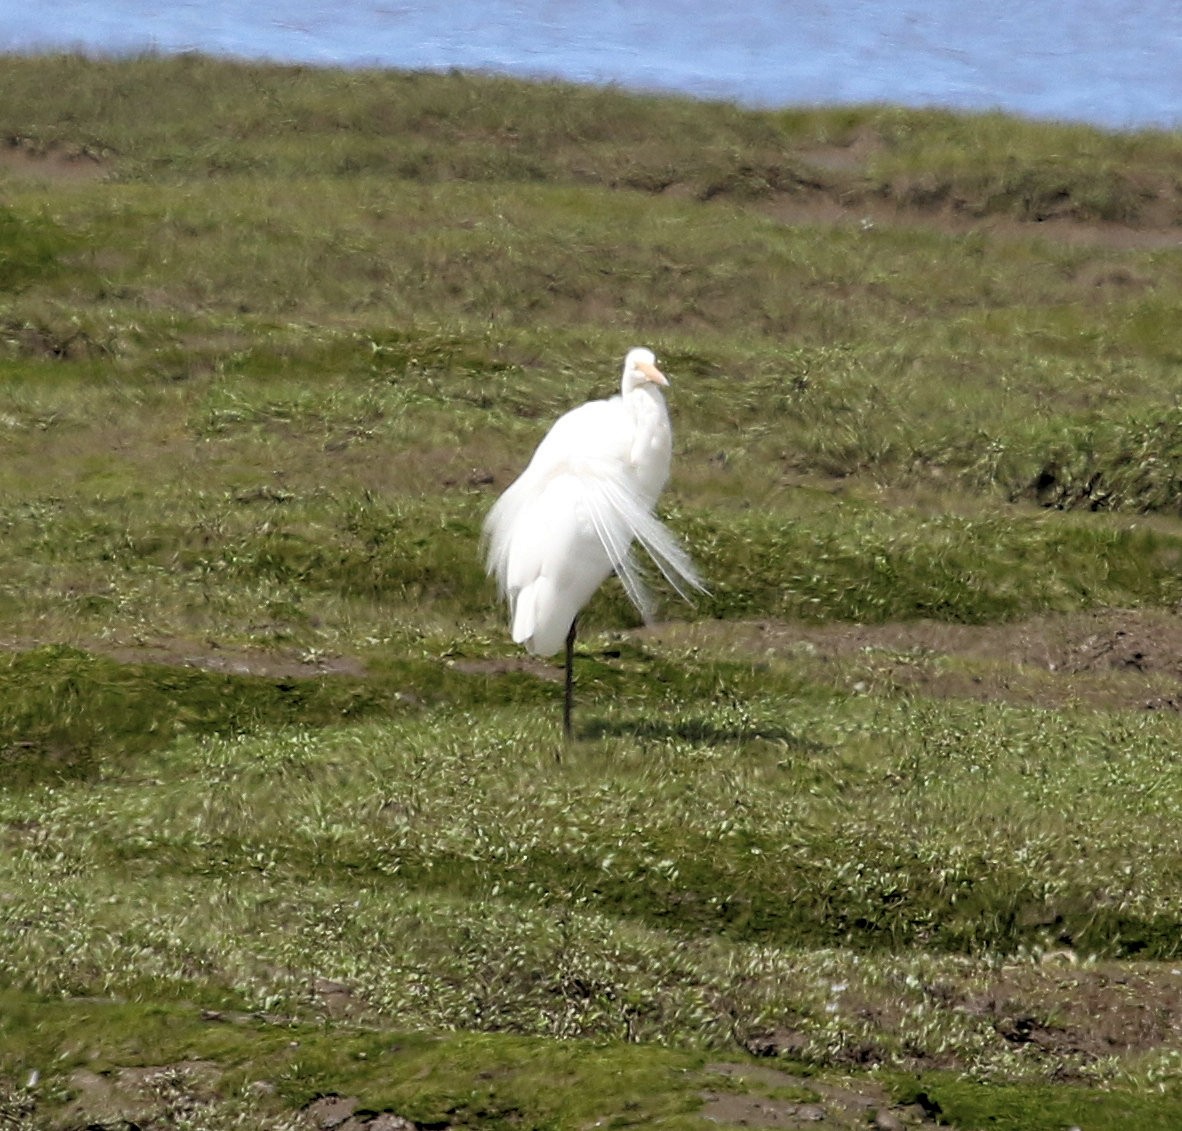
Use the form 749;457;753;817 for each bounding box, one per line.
584;472;705;617
483;348;704;658
483;475;532;600
483;467;704;656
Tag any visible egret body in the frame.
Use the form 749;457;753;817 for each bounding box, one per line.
483;348;702;737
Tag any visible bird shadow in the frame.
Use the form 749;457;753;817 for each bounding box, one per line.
579;716;826;752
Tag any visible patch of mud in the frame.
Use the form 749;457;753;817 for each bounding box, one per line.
823;957;1182;1078
0;136;109;182
449;655;562;682
761;191;1182;251
785;124;1182;251
104;638;368;680
0;318;108;361
797;128;887;176
310;975;371;1021
701;1063;941;1130
302;1094;417;1131
644;118;1182;250
57;1056;421;1131
0;633;370;687
962;960;1182;1066
62;1060;222;1128
762;139;1182;251
644;608;1182;712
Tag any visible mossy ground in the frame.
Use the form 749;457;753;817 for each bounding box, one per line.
2;53;1182;1129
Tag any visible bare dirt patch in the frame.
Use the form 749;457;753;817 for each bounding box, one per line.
962;960;1182;1066
449;654;562;681
48;1054;419;1131
105;638;368;680
728;958;1182;1088
0;633;366;681
644;607;1182;712
64;605;1182;708
62;1060;222;1128
701;1062;941;1131
302;1094;417;1131
0;137;109;183
762;133;1182;251
797;128;888;176
761;190;1182;251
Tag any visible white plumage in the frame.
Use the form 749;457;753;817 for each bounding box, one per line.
484;348;703;666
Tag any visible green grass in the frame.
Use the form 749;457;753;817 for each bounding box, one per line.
2;51;1182;1129
893;1075;1182;1131
0;992;711;1129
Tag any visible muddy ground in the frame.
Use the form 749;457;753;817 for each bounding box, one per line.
56;1056;939;1131
74;605;1182;714
643;606;1182;713
51;1049;945;1131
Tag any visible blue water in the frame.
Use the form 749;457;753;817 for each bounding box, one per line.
4;1;1181;131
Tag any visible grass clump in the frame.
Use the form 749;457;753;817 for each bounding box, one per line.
0;205;75;290
1015;406;1182;513
0;990;709;1131
894;1074;1182;1131
691;501;1182;623
0;646;401;784
864;107;1182;222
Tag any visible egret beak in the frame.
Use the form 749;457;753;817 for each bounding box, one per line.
638;361;668;386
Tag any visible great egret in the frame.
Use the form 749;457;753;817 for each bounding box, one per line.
483;347;703;738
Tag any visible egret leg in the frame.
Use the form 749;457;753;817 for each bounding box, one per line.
563;616;577;742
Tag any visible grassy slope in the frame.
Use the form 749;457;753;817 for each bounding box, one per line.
2;54;1182;1129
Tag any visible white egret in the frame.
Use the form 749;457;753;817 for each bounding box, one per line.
483;347;704;738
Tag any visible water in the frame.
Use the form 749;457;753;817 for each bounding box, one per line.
4;1;1181;131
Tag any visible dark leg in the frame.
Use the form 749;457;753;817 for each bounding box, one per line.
563;616;577;743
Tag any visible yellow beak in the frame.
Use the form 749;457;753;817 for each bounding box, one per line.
637;361;668;386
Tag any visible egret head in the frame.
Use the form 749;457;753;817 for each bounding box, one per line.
621;347;668;392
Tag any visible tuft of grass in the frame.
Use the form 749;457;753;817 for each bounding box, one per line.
0;646;402;784
0;205;75;290
893;1073;1182;1131
864;107;1181;222
0;990;710;1131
